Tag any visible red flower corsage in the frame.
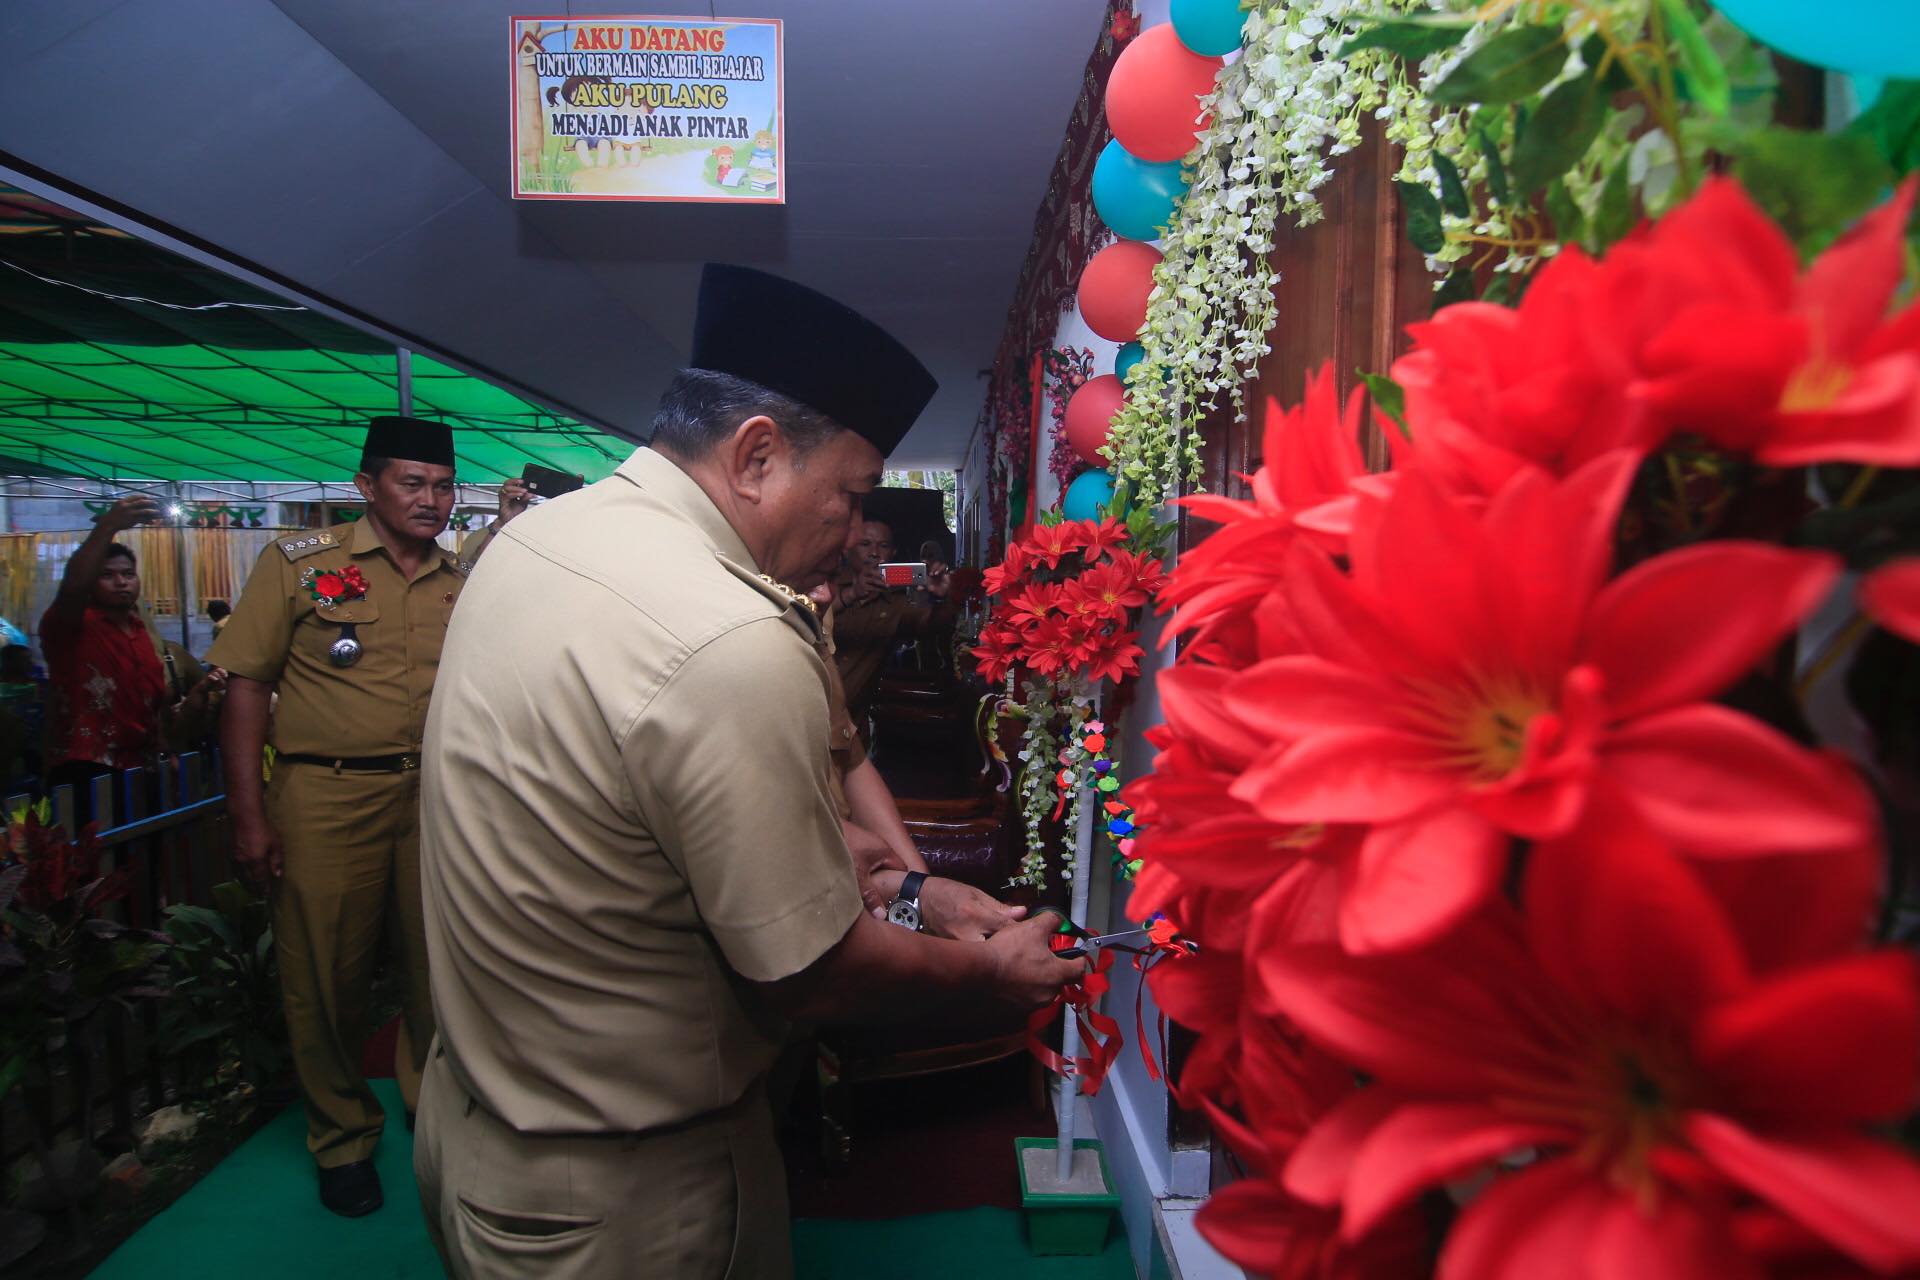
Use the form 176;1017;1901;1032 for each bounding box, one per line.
301;564;369;606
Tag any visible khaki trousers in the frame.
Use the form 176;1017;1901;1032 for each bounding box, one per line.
268;762;432;1168
414;1048;793;1280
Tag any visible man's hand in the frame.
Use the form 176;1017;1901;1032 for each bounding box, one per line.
177;667;227;714
927;562;952;600
496;478;532;527
97;494;161;533
846;823;908;916
919;877;1025;940
984;913;1089;1009
230;811;284;892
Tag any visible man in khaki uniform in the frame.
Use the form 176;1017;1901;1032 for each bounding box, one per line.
416;265;1082;1278
210;417;526;1218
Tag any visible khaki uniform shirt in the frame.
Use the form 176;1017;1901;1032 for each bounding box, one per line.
207;521;483;756
816;608;863;821
420;448;863;1134
831;593;934;720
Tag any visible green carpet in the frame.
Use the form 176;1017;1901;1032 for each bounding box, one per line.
94;1083;1135;1279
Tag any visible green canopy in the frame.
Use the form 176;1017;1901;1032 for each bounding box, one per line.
0;185;636;484
0;341;632;483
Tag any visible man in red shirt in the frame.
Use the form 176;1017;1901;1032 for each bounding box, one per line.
39;494;220;821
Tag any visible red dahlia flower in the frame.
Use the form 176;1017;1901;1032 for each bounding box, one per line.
1626;177;1920;468
981;541;1030;597
1223;451;1871;951
1261;808;1920;1279
1165;365;1374;653
971;624;1022;684
1392;178;1920;494
1860;557;1920;645
1028;519;1090;568
1076;516;1130;562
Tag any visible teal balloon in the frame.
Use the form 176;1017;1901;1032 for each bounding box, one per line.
1712;0;1920;78
1062;469;1116;523
1092;140;1189;242
1171;0;1247;57
1114;341;1146;382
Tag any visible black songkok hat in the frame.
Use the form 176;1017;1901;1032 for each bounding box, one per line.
690;264;937;458
363;416;455;467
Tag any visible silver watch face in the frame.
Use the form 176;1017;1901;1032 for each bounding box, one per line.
886;898;922;931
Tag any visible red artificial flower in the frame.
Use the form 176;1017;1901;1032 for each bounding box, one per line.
1110;7;1141;44
1077;627;1143;684
1860;557;1920;645
1004;581;1064;631
1626;177;1920;467
972;624;1023;684
982;541;1031;597
313;572;347;600
1261;807;1920;1279
1222;451;1871;952
1022;615;1078;676
1028;519;1090;568
1393;178;1920;496
1057;574;1126;624
1127;663;1348;904
1102;547;1168;599
1077;517;1130;563
1075;558;1156;615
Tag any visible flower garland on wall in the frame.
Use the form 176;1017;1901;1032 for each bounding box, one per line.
1103;0;1440;506
1042;346;1099;492
972;509;1168;888
1095;0;1843;508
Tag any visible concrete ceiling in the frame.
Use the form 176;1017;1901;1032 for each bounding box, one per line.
0;0;1107;468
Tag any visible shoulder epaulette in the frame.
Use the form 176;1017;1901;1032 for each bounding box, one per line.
276;530;341;563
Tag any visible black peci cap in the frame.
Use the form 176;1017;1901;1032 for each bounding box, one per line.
690;264;937;458
363;416;455;467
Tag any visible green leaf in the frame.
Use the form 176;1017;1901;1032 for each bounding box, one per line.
1434;152;1471;218
1658;0;1730;118
1509;72;1607;195
1357;372;1409;439
1545;179;1587;246
1397;180;1447;254
1477;130;1511;205
1592;151;1636;249
1339;17;1472;61
1733;128;1894;249
1433;266;1477;313
1578;32;1635;95
1430;25;1568;105
1847;80;1920;175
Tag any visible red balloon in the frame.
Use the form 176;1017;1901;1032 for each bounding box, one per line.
1078;241;1162;342
1105;24;1223;164
1065;375;1126;467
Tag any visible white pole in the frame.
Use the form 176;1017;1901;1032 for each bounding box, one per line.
1054;735;1098;1183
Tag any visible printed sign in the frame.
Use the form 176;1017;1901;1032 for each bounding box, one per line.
511;16;785;203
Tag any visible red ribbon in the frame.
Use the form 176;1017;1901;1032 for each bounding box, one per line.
1027;932;1194;1097
1026;949;1124;1095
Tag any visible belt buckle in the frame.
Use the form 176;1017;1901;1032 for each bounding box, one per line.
399;753;420;772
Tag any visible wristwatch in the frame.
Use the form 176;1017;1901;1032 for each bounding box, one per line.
886;871;928;932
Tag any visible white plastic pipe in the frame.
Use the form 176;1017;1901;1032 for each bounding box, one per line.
1054;767;1098;1183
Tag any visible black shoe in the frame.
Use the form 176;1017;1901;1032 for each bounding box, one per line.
317;1160;383;1218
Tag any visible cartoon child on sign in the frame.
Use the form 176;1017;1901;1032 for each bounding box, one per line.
713;145;736;184
748;129;777;172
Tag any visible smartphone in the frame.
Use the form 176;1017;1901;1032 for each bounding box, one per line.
522;463;585;499
878;561;929;589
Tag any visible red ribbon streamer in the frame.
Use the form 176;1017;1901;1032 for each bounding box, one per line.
1026;948;1124;1095
1027;932;1193;1096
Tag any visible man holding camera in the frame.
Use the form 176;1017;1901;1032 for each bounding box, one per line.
209;418;526;1218
831;515;956;727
